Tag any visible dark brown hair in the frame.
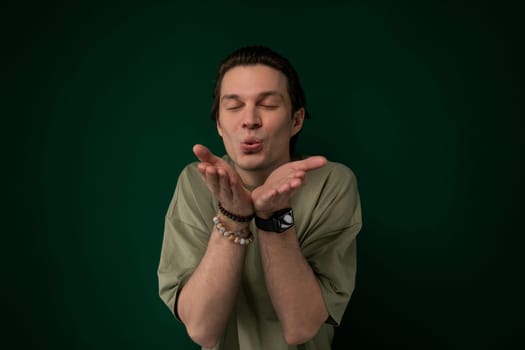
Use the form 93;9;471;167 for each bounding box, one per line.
210;46;310;155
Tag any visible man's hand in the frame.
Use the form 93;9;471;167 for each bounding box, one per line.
193;144;254;217
251;156;327;218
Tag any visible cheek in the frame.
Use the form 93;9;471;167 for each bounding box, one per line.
219;128;236;147
217;118;236;138
279;118;296;136
270;121;294;144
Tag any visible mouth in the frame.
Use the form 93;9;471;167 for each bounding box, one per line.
240;137;263;153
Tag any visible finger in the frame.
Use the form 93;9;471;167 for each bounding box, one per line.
277;182;291;194
288;177;303;190
263;188;278;202
293;170;306;181
293;156;327;172
193;144;220;165
197;162;211;176
217;167;233;201
277;177;302;194
193;144;241;182
230;175;244;199
204;166;221;196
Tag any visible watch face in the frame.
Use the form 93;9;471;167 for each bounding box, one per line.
276;209;294;233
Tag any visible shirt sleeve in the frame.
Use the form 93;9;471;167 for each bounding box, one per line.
297;163;363;326
157;163;215;320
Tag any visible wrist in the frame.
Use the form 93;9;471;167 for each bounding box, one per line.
254;211;272;220
255;202;292;220
213;215;254;245
217;202;254;222
218;213;250;231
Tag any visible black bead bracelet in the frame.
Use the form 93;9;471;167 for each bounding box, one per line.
218;202;255;223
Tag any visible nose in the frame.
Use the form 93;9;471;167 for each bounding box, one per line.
242;107;261;129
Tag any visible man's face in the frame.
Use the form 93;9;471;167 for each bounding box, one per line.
217;64;304;176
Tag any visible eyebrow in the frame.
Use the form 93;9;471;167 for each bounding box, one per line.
221;91;285;102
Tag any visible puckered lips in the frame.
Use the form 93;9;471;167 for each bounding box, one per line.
240;136;263;153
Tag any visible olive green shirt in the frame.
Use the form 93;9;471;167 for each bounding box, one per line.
158;160;362;349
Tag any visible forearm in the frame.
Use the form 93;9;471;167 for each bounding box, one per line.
178;219;248;348
258;227;328;345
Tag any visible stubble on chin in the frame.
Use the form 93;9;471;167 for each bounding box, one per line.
233;159;265;173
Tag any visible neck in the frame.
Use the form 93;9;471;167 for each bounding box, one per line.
235;157;291;190
236;169;271;190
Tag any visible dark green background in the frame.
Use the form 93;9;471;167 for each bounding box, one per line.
4;1;523;349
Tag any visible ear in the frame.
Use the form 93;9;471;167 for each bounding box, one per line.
291;108;305;136
216;119;223;137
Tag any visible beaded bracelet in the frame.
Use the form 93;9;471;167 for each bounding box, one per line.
213;216;254;246
218;202;254;223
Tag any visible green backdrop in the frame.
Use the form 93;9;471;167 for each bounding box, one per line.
5;1;522;349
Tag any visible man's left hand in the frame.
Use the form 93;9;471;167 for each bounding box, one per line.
251;156;327;219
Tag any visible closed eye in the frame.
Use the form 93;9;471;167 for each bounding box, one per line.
259;104;279;110
226;105;243;111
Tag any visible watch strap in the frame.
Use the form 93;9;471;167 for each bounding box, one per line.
255;208;294;233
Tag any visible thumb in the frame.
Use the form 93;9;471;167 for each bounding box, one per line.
193;144;219;164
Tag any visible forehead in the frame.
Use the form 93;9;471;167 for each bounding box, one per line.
220;64;288;98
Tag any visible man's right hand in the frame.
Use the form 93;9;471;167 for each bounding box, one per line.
193;144;254;217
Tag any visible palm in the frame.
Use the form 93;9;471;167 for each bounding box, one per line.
252;156;327;216
193;144;254;216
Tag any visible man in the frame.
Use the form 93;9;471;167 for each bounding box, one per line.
158;46;362;349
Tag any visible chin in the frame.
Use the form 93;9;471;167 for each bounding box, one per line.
233;154;267;171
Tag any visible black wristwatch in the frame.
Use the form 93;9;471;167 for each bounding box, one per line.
255;208;295;233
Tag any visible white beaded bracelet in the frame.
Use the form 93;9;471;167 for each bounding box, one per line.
213;216;254;246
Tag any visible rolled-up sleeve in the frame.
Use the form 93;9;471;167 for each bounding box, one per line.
299;163;362;326
157;163;215;319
